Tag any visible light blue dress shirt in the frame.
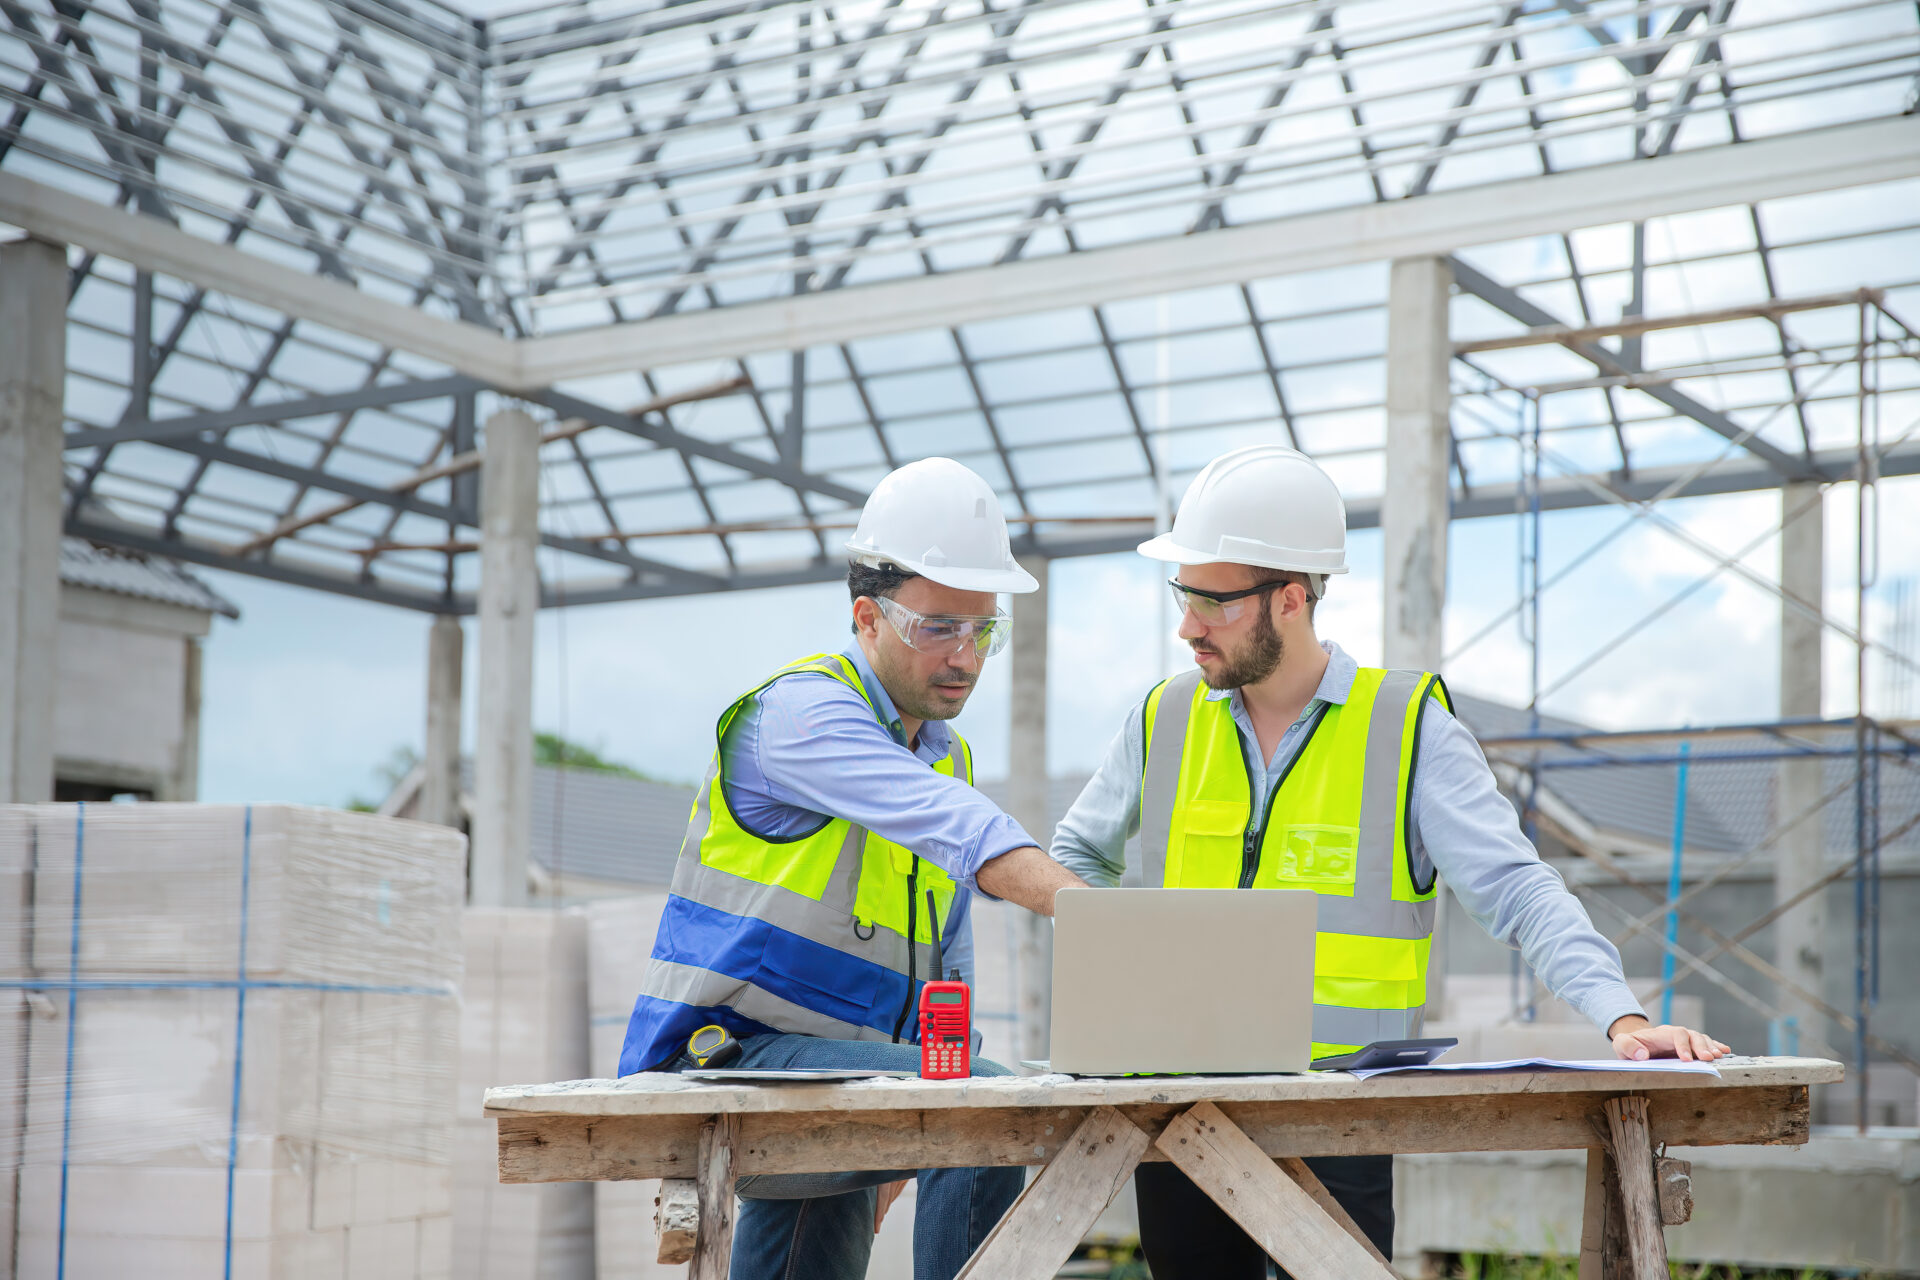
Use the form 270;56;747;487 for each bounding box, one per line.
1049;641;1648;1035
719;645;1039;986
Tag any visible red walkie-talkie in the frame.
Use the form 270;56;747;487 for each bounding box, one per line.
918;975;971;1079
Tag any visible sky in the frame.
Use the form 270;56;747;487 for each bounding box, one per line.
193;475;1920;808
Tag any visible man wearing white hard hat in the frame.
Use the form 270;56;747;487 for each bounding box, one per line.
620;457;1086;1280
1051;444;1728;1279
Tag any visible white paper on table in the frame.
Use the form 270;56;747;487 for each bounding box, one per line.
1347;1056;1722;1080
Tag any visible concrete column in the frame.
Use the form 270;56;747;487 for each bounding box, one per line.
173;637;202;802
422;613;464;830
1383;256;1453;673
1775;481;1826;1052
471;408;538;907
0;238;67;804
1007;554;1052;1066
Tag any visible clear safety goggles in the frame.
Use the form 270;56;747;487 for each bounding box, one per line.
1167;577;1286;626
876;596;1014;659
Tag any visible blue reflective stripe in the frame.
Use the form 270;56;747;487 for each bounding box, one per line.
622;895;925;1073
617;994;780;1076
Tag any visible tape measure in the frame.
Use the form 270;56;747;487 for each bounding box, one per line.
688;1024;743;1069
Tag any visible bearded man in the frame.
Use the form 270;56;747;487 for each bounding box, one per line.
1048;444;1727;1280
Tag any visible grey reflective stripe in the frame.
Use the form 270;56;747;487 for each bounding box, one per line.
1353;669;1424;907
671;856;912;974
640;958;890;1043
1314;891;1435;939
676;759;720;868
1311;1002;1425;1048
1139;670;1203;890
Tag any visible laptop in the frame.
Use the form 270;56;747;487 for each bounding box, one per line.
1045;887;1317;1076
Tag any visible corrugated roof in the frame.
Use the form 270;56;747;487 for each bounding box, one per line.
530;766;692;887
60;538;240;618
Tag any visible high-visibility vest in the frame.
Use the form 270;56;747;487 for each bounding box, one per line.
1138;666;1450;1060
619;653;969;1075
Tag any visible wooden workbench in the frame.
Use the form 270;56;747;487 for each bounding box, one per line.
486;1056;1841;1280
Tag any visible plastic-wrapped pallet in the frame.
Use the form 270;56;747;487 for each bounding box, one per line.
0;803;465;1280
457;907;593;1280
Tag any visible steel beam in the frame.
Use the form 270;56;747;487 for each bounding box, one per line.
0;171;519;382
64;374;486;447
512;117;1920;379
525;387;865;506
66;517;457;611
1448;257;1819;481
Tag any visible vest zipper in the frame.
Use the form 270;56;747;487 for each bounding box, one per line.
891;857;920;1042
1237;703;1330;890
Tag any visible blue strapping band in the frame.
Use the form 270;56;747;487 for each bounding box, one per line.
56;803;84;1280
223;805;251;1280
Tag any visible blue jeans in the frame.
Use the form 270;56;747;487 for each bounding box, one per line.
684;1034;1023;1280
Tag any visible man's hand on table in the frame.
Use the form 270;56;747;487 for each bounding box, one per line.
875;1179;908;1232
1607;1014;1730;1062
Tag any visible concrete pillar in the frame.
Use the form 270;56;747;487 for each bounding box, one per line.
422;613;464;830
1775;481;1826;1052
471;408;538;907
1007;554;1052;1066
174;637;202;801
0;238;67;804
1383;256;1453;673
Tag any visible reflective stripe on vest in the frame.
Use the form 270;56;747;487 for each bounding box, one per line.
1138;665;1450;1059
618;653;968;1074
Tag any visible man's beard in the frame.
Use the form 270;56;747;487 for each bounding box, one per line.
1193;605;1284;690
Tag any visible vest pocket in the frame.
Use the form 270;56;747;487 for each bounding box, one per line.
757;928;883;1028
1265;824;1359;887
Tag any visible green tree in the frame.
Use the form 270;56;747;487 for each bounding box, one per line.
534;731;656;780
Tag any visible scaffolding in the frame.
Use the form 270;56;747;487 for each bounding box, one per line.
1459;290;1920;1130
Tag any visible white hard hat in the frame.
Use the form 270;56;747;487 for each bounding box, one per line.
1137;445;1349;584
846;457;1039;594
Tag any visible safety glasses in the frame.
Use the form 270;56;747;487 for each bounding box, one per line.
876;596;1014;658
1167;577;1284;626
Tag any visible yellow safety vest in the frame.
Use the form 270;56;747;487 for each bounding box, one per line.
622;654;967;1071
1139;666;1450;1060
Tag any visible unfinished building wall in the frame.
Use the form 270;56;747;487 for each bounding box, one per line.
0;803;465;1278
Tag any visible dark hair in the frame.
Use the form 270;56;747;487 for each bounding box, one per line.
848;561;921;631
1246;565;1320;618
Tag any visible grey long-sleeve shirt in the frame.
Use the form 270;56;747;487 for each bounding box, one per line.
1049;641;1647;1036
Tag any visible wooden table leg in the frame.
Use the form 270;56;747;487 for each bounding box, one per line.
1154;1102;1397;1280
690;1114;737;1280
1603;1096;1669;1280
953;1106;1149;1280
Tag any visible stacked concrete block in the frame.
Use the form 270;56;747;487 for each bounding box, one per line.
0;803;465;1280
581;894;681;1280
457;907;593;1280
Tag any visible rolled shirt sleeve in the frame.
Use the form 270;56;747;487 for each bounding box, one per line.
1411;703;1647;1035
737;671;1040;891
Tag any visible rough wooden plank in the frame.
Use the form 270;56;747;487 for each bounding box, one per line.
954;1107;1149;1280
1277;1157;1392;1268
482;1057;1845;1117
1604;1096;1668;1280
690;1116;737;1280
1157;1103;1396;1280
1656;1157;1693;1225
496;1085;1812;1183
655;1178;697;1265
